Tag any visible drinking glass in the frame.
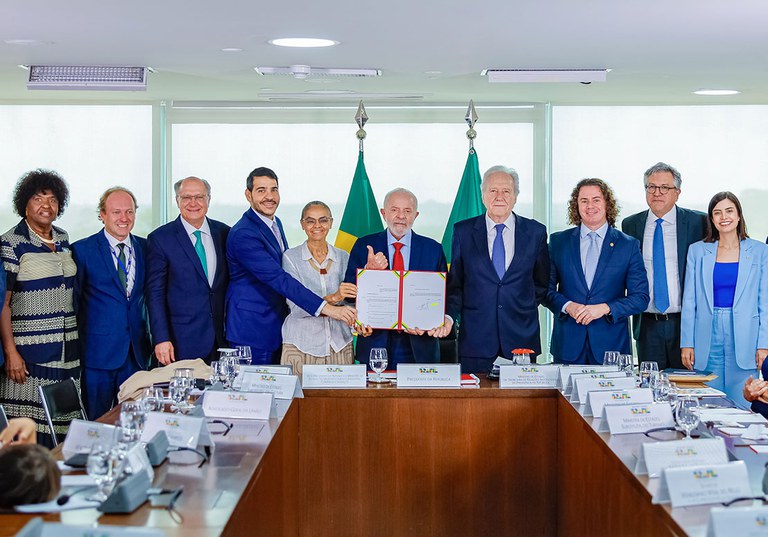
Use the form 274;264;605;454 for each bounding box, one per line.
141;386;164;413
676;396;700;439
169;377;191;413
603;351;620;367
618;354;635;376
514;352;531;365
639;361;659;388
225;355;240;388
119;401;145;444
236;345;253;366
86;443;121;502
209;361;221;384
369;348;389;384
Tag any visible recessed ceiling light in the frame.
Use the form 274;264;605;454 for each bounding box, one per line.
693;89;740;96
221;47;243;52
268;38;338;48
4;39;48;46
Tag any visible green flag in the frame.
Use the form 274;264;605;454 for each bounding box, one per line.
441;148;484;262
335;150;382;252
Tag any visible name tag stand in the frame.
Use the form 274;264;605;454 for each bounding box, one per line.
635;437;729;477
302;364;367;388
653;461;751;507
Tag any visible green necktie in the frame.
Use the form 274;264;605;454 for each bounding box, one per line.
193;230;209;280
116;243;127;291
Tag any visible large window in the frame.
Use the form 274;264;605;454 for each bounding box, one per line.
171;122;534;246
552;105;768;241
0;105;153;242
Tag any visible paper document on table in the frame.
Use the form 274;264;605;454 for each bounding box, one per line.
356;269;446;330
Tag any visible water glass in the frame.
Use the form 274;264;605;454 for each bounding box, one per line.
169;376;191;413
119;401;145;444
514;352;531;365
369;348;389;384
676;396;700;438
618;354;635;375
236;345;253;366
86;443;121;502
209;360;221;384
649;371;670;403
141;386;164;413
639;361;659;387
603;351;620;367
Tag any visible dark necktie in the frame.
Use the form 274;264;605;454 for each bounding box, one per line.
492;224;506;279
116;243;127;291
193;230;209;280
393;242;405;272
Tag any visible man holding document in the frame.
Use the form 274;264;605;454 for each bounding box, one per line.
344;188;452;367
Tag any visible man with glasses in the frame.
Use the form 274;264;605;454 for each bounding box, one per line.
622;162;706;369
146;177;230;365
344;188;451;367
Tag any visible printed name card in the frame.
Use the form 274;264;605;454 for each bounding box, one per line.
240;364;294;375
141;411;205;448
239;372;303;399
571;375;635;403
635;437;729;477
62;419;118;460
499;365;560;388
653;461;751;508
301;364;367;388
396;364;460;388
566;371;627;398
584;388;653;417
202;391;273;420
15;519;167;537
559;365;620;391
707;506;768;536
598;402;675;434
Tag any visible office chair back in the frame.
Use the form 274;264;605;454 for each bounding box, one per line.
38;377;88;446
0;404;8;432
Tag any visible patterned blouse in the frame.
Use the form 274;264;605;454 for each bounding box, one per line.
1;219;78;364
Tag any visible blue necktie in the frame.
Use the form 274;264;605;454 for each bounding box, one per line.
584;232;599;289
653;218;670;313
193;230;209;280
492;223;506;279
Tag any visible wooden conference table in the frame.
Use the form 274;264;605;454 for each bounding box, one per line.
5;380;748;537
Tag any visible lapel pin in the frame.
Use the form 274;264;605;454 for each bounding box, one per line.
610;243;614;247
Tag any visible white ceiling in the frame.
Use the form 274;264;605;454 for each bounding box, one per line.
1;0;768;106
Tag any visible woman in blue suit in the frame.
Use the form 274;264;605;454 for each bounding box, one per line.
681;191;768;407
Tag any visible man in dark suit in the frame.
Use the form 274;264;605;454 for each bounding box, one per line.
344;188;451;367
73;187;151;418
447;166;550;374
546;178;649;365
226;167;355;364
146;177;230;365
621;162;706;369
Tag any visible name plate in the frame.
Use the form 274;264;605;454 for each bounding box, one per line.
707;506;768;536
62;419;117;460
653;461;751;508
141;411;204;447
397;364;460;388
499;365;560;388
598;402;675;434
572;375;635;403
240;372;302;399
635;437;729;477
240;364;293;375
202;390;273;420
15;519;166;537
584;388;652;417
558;364;620;390
301;364;367;388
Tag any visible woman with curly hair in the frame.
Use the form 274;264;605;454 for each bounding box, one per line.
1;169;80;447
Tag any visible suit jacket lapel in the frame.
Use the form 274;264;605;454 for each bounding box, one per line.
591;227;617;288
409;232;424;270
210;220;226;288
96;232;126;297
568;227;588;292
471;216;498;279
173;217;209;285
702;242;716;311
248;210;282;259
734;240;753;305
635;210;649;248
675;206;689;283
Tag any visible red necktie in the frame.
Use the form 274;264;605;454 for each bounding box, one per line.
393;242;405;272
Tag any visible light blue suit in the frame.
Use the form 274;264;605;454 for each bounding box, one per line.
681;238;768;404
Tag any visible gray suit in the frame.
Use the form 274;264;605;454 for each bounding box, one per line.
621;205;706;369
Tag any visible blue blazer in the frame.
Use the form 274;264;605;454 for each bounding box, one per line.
72;231;151;370
621;205;707;338
446;214;550;359
145;216;230;360
681;238;768;370
546;226;649;363
343;230;448;363
226;209;324;354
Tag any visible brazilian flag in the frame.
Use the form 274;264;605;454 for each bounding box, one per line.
335;150;382;252
441;148;484;262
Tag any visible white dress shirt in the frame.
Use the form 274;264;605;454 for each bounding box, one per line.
484;212;516;270
642;208;681;313
103;229;136;297
180;217;217;286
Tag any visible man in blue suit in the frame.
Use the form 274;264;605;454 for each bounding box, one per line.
226;167;356;364
546;178;649;365
344;188;451;367
73;187;151;419
146;177;230;365
447;166;550;374
621;162;706;369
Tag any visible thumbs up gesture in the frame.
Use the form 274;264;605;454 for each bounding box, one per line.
365;245;388;270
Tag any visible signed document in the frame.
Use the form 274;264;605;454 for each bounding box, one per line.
356;269;446;330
